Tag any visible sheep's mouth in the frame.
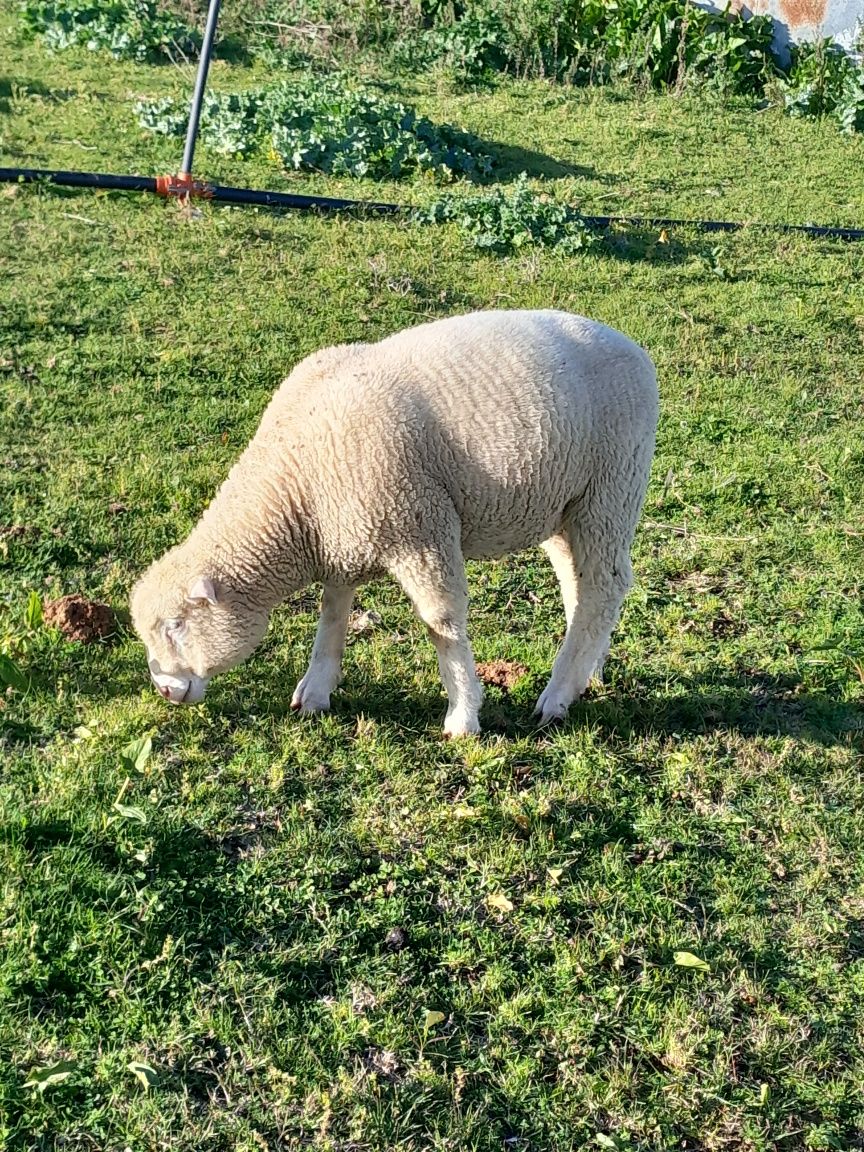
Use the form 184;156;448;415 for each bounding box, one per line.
150;669;197;704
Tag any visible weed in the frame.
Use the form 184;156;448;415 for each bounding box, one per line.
389;10;510;86
783;39;864;134
137;75;493;179
416;174;598;252
19;0;199;61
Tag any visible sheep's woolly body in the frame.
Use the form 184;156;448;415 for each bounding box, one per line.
131;309;658;733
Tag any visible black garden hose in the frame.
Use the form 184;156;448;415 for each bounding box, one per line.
2;166;863;240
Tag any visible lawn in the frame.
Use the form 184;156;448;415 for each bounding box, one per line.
2;4;864;1150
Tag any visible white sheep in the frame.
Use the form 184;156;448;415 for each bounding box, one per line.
130;309;658;735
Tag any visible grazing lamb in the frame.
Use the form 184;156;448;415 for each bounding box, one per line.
130;309;658;735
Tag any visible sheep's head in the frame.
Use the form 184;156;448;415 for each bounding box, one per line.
130;562;270;705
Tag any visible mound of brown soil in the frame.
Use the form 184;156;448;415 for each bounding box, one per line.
44;594;116;644
475;660;528;691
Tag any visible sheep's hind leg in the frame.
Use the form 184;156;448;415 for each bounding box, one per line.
291;584;355;714
389;547;483;737
535;523;633;725
540;533;579;628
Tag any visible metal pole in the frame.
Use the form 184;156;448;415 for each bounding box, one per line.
180;0;222;177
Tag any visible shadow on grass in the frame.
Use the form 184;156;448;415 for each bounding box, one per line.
17;615;858;754
3;805;453;1041
580;669;863;749
3;815;349;1011
1;818;240;1011
213;658;861;751
0;75;51;103
480;141;616;185
598;225;693;265
275;665;861;749
214;33;254;66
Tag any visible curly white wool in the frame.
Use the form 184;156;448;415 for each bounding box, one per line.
130;309;658;735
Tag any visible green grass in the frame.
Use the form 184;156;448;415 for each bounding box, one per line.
2;6;864;1150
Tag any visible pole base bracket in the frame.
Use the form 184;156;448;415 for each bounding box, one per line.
155;173;213;199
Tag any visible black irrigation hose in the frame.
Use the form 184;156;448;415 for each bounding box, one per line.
2;165;863;240
581;213;864;241
0;167;402;215
1;168;159;195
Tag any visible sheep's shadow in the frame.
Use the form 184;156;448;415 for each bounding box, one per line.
583;668;862;750
211;655;861;753
25;593;858;756
259;665;861;751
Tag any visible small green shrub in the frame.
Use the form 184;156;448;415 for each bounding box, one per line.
137;76;493;180
19;0;200;62
247;0;416;68
581;0;777;92
783;39;864;133
389;11;510;85
837;73;864;133
236;0;779;94
138;91;266;156
384;0;779;92
415;174;599;253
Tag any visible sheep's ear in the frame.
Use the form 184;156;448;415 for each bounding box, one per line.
186;576;218;606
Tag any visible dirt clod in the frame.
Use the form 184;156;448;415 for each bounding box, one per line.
44;594;116;644
475;660;529;691
384;926;408;951
349;609;382;635
365;1048;400;1079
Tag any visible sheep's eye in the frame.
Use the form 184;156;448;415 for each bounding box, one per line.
164;618;187;645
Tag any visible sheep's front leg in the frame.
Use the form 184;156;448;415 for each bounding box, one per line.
291;584;355;714
390;547;482;737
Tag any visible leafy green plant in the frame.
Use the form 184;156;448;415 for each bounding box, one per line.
0;591;44;693
783;39;856;116
415;174;598;253
783;39;864;133
389;11;510;85
686;7;777;93
837;73;864;133
235;0;779;93
590;0;776;91
137;76;492;179
136;90;266;156
19;0;200;62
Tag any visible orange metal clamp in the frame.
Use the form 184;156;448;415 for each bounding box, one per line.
155;173;214;199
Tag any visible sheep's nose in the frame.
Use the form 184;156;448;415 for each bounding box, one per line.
158;684;171;699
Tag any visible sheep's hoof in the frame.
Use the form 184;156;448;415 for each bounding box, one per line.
291;700;331;716
443;714;482;739
533;689;571;727
290;680;332;715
